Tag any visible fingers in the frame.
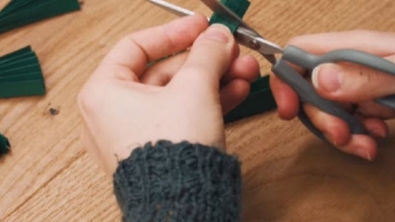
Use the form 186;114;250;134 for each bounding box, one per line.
272;30;395;121
311;57;395;102
98;14;208;79
270;30;395;161
221;55;260;83
303;104;352;147
338;135;378;161
288;30;395;56
303;104;389;161
357;101;395;119
269;73;300;120
140;52;189;85
141;52;259;86
220;79;250;114
170;24;237;92
362;118;389;138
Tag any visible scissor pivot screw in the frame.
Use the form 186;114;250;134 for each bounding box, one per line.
249;40;260;50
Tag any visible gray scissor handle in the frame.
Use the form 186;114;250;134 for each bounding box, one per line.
283;45;395;109
272;59;368;142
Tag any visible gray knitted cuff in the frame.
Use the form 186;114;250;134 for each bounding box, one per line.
113;140;242;222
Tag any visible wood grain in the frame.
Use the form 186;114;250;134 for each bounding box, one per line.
0;0;394;221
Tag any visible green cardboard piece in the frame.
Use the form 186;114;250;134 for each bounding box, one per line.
0;0;81;35
0;133;10;155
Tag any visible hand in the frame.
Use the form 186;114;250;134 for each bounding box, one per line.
77;15;259;175
270;30;395;161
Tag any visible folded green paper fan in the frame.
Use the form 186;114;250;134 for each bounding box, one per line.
0;46;46;98
0;0;81;34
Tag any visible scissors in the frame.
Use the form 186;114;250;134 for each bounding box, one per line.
148;0;395;142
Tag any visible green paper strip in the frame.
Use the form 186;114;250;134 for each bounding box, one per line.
224;76;277;123
0;133;10;155
0;0;81;35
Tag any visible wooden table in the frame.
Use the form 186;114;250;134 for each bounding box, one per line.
1;0;394;221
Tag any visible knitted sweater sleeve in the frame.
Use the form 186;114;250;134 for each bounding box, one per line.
112;140;242;222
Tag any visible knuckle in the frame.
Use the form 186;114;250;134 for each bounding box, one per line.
358;68;382;87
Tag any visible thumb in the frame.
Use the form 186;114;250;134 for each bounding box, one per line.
311;60;395;102
169;24;236;92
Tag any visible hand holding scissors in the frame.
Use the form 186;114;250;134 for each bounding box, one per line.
148;0;395;154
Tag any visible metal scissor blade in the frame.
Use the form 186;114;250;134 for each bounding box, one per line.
148;0;195;17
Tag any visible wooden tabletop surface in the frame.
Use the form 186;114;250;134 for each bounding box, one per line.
1;0;394;221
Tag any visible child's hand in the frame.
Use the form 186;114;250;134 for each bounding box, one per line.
270;30;395;161
77;15;260;175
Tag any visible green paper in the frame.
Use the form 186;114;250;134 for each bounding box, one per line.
0;133;10;155
0;0;36;16
0;64;42;77
0;56;39;70
0;72;42;82
0;0;81;35
0;46;32;64
209;0;250;33
224;76;277;123
0;79;46;97
0;46;46;98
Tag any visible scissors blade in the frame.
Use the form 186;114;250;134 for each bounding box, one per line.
148;0;196;17
147;0;282;63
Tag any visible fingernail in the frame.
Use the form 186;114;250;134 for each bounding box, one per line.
204;24;230;43
354;148;372;161
370;128;387;138
324;133;337;146
312;64;342;93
